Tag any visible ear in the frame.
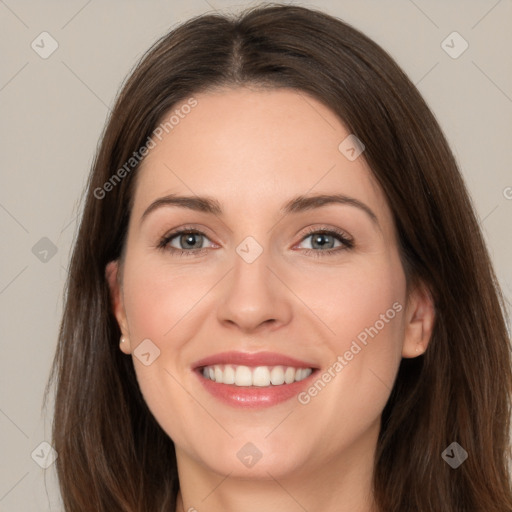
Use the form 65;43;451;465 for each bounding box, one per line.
401;281;435;358
105;260;132;354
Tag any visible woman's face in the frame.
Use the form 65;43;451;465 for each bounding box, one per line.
108;87;432;481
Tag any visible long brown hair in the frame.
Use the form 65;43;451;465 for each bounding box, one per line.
47;4;512;511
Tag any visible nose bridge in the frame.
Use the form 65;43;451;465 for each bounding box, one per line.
216;236;292;332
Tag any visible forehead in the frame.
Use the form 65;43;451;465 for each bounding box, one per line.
132;87;392;228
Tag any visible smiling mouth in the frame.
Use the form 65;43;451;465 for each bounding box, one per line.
200;364;313;387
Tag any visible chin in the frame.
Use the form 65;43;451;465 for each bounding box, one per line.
185;435;312;480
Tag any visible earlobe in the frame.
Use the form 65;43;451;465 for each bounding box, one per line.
119;335;131;355
105;260;132;354
401;282;435;358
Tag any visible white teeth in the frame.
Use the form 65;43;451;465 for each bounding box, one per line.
223;364;235;384
214;365;223;383
235;365;253;386
296;368;313;382
270;365;285;385
201;364;313;387
284;366;296;384
252;366;270;387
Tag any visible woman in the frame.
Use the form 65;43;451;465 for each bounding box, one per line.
47;4;512;511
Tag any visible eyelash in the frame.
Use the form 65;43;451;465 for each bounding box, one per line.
157;225;354;258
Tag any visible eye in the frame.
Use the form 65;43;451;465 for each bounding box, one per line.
158;228;215;256
157;226;354;258
296;227;354;256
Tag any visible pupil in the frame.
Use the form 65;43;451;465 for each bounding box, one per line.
182;233;200;248
313;234;333;249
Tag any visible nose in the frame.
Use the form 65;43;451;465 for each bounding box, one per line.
216;247;293;334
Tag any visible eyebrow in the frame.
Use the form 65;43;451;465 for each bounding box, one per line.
140;193;380;228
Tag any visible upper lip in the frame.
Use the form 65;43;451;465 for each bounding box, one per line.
192;351;318;369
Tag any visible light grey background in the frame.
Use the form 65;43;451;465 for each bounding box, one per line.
1;0;511;510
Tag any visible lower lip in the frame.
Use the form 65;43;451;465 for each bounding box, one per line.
195;369;317;408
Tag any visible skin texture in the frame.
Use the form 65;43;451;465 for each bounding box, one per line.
106;87;435;512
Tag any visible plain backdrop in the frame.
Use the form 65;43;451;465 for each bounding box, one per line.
1;0;511;510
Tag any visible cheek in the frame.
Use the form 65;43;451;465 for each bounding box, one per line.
120;257;208;449
298;250;406;354
294;253;406;452
333;254;406;384
120;254;222;439
334;269;405;356
122;255;211;344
